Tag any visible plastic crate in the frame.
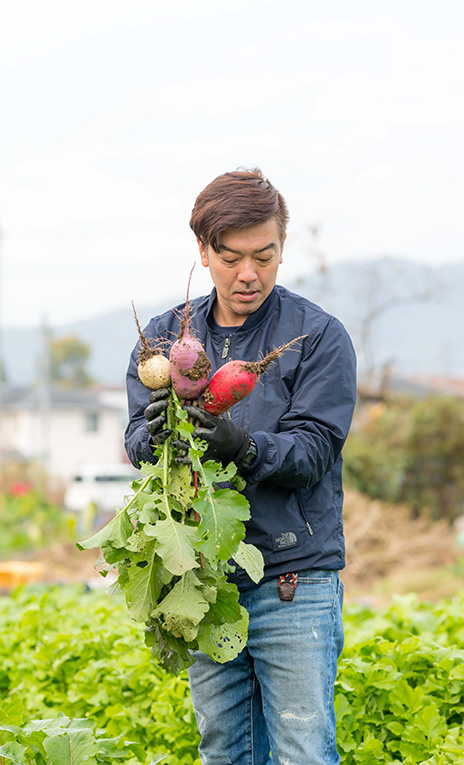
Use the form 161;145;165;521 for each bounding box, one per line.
0;561;44;589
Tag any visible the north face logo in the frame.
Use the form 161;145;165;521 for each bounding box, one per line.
273;531;298;550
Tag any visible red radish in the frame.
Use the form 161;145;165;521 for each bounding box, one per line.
132;302;171;391
202;336;307;415
169;265;212;400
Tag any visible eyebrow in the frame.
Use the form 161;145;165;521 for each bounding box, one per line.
218;242;277;255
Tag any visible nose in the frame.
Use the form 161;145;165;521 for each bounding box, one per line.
237;257;257;284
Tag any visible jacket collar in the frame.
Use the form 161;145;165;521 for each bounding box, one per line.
206;286;278;333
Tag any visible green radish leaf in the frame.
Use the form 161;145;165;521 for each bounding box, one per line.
25;717;94;734
200;459;240;489
194;488;250;565
176;418;195;437
145;620;197;675
0;741;27;763
138;501;160;525
206;579;242;625
77;386;265;672
139;461;165;480
188;448;206;470
197;605;249;663
232;541;265;584
43;730;98;765
95;736;130;758
125;542;172;623
202;584;217;604
230;472;246;491
106;579;122;596
167;463;196;509
96;734;154;760
151;570;210;642
125;528;154;554
76;509;133;554
144;519;199;576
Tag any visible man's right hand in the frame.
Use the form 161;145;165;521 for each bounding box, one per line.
144;388;171;445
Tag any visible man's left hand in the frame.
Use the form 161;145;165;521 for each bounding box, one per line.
183;405;250;466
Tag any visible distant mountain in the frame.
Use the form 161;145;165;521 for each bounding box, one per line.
293;257;464;382
2;299;177;388
3;257;464;387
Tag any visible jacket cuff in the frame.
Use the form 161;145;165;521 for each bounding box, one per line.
238;432;268;477
140;428;158;464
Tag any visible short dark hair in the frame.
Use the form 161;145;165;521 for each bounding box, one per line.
189;167;289;252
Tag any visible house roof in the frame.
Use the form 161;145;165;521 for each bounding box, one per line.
2;386;121;411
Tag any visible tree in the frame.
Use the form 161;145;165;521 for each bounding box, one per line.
49;335;94;389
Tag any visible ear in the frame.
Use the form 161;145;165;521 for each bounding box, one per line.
279;233;287;264
197;237;209;267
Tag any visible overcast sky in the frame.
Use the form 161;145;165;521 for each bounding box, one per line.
1;0;463;328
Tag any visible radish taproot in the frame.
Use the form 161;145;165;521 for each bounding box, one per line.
169;265;212;400
202;336;307;415
132;302;171;391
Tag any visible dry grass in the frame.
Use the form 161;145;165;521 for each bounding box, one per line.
343;489;462;605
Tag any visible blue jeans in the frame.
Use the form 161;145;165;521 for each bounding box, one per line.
188;569;344;765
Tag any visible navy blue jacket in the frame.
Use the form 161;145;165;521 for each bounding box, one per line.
125;285;357;590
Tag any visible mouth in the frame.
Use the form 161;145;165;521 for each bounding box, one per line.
235;290;259;302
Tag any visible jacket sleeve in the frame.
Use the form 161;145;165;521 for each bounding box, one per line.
242;316;357;489
124;322;163;468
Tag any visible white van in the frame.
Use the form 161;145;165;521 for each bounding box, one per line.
64;463;140;514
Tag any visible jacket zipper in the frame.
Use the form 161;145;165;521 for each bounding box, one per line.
297;491;314;537
221;337;231;359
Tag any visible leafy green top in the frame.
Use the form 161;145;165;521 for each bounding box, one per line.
77;392;263;674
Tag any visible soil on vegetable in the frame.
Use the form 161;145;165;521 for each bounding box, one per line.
177;349;212;381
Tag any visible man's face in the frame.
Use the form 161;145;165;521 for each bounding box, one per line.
198;218;285;327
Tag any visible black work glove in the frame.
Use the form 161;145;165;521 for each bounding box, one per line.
144;388;171;444
144;388;190;463
183;405;250;466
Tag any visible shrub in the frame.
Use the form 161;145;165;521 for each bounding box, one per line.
344;395;464;522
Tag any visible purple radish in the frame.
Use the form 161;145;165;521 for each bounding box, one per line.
169;265;212;400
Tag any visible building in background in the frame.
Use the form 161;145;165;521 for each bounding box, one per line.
1;385;129;482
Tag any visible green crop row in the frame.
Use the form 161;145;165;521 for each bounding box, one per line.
339;595;464;762
0;492;74;556
1;586;464;764
0;586;199;765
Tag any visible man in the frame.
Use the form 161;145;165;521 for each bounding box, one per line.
125;168;357;765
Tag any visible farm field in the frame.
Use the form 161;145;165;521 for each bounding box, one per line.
1;584;464;763
1;487;464;763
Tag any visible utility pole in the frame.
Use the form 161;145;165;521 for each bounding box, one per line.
0;226;4;488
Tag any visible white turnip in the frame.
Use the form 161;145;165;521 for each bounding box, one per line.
132;302;171;391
